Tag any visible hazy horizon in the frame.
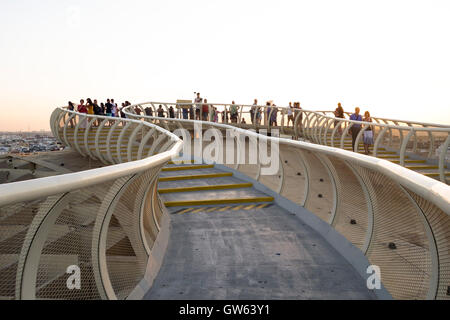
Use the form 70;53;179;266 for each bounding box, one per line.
1;0;449;131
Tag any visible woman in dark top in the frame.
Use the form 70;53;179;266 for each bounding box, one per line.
68;101;75;111
157;105;165;117
363;111;374;155
68;101;75;128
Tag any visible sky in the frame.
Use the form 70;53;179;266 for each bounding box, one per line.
0;0;449;131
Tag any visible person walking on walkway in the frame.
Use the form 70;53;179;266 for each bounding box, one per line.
363;111;374;155
349;107;362;152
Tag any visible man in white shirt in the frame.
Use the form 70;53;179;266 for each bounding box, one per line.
194;92;202;120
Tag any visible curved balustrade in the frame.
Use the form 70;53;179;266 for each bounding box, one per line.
135;102;450;184
124;103;450;300
0;108;182;300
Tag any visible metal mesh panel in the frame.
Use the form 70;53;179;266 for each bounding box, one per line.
328;156;369;250
301;150;334;222
279;146;307;206
404;189;450;300
353;164;431;299
0;198;45;300
104;169;160;299
34;183;114;300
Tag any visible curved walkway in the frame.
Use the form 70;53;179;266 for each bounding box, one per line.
145;162;376;299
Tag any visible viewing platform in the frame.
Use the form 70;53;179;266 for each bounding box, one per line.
0;101;449;300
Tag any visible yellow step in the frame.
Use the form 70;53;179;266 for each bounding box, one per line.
164;196;274;207
158;183;253;194
161;164;214;171
158;172;233;182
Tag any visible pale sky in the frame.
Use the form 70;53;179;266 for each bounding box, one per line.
1;0;449;131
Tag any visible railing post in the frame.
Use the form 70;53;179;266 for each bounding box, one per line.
400;129;414;167
439;134;450;183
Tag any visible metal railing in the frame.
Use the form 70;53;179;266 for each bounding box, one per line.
134;101;450;183
124;102;450;300
0;108;182;300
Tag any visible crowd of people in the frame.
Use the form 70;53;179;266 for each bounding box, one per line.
67;95;374;155
68;98;133;118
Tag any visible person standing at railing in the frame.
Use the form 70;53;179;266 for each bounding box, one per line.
334;102;345;134
271;105;278;126
287;102;294;126
133;104;142;116
77;99;87;113
144;105;153;117
349;107;362;151
93;99;101;115
250;99;258;124
93;99;102;126
202;99;210;121
68;101;75;128
111;99;118;117
86;98;94;115
265;102;271;126
182;103;189;119
157;104;165;118
194;92;202;120
169;106;175;118
230;101;238;123
256;103;262;125
77;99;88;129
363;111;374;155
213;106;218;122
105;99;112;117
294;102;302;128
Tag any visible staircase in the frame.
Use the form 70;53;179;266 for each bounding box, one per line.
157;161;274;212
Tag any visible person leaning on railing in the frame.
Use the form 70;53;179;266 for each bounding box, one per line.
349;107;362;151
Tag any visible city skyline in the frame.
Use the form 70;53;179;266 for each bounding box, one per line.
1;0;450;131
